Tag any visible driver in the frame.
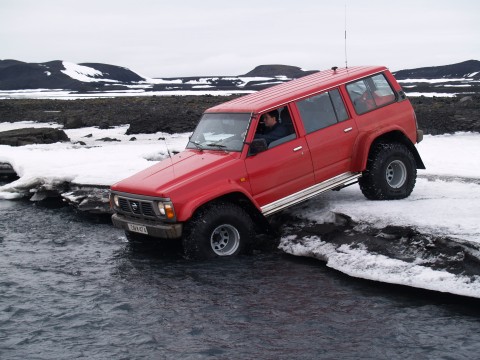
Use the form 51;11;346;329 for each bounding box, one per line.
255;109;289;145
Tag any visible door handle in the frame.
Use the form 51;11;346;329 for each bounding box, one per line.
293;146;303;152
343;127;353;133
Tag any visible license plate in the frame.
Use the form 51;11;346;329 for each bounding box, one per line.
127;223;148;234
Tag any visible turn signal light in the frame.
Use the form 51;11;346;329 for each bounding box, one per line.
164;204;175;219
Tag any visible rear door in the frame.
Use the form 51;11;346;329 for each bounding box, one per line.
294;88;359;183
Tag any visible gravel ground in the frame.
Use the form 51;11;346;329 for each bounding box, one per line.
0;94;479;135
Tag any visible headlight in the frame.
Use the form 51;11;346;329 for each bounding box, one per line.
158;201;175;219
158;202;166;215
113;195;120;207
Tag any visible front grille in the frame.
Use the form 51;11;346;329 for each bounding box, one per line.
118;197;156;218
141;203;155;216
119;198;130;212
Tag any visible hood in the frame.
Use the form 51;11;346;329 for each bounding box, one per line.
111;149;241;197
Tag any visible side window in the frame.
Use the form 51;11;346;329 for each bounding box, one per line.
253;106;296;150
370;74;396;107
347;73;396;114
296;89;348;134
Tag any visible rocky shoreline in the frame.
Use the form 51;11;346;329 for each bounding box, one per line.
0;96;238;135
1;94;479;136
410;95;480;134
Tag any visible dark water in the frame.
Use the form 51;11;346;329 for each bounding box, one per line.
1;200;480;360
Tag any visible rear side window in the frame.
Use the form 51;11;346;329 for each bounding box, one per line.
330;89;349;122
296;89;349;134
346;73;396;114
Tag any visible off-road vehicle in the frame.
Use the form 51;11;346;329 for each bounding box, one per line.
110;66;425;259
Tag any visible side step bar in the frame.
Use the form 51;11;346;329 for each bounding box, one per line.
261;172;361;216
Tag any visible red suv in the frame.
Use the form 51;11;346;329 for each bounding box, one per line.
110;66;424;259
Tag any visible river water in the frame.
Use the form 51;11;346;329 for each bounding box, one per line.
1;200;480;360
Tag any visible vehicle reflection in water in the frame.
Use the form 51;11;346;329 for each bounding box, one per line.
1;200;480;359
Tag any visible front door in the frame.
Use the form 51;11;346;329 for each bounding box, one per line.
245;108;314;208
245;137;314;207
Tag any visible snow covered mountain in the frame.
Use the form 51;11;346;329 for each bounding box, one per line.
392;60;480;96
0;60;316;94
0;59;479;97
0;60;144;91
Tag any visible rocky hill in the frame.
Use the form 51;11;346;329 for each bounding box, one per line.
392;60;480;96
393;60;480;79
240;64;318;78
0;60;144;91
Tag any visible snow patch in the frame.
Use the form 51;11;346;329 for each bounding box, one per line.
0;89;254;100
404;92;457;97
61;61;118;83
398;78;474;83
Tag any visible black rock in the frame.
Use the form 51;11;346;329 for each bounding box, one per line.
0;127;70;146
64;116;85;129
96;137;120;142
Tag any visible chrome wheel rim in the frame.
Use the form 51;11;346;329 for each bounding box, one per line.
386;160;407;188
210;224;240;256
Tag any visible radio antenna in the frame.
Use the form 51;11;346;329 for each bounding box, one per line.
162;136;175;176
163;137;172;159
344;3;348;69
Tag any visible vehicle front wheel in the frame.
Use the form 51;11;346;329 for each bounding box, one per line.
359;142;417;200
183;202;255;260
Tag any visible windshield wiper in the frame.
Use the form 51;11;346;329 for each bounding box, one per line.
206;142;227;149
189;140;204;150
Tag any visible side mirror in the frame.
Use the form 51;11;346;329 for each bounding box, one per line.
248;138;268;155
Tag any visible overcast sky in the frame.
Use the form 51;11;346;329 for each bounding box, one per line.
1;0;479;78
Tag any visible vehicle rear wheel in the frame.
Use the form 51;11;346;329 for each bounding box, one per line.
183;202;255;260
359;142;416;200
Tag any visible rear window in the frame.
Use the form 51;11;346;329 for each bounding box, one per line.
296;89;349;134
346;73;396;114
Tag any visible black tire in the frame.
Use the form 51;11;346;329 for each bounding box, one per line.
359;142;417;200
182;202;255;260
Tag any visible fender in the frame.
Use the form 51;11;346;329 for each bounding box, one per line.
175;180;261;221
351;125;420;172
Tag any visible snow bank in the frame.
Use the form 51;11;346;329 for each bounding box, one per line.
279;236;480;298
0;122;190;198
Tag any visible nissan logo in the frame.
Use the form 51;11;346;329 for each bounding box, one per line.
131;202;139;211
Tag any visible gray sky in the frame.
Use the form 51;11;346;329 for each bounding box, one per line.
1;0;479;77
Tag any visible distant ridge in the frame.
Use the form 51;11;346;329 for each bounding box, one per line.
393;60;480;79
0;59;479;96
79;63;144;82
0;60;146;91
240;64;318;78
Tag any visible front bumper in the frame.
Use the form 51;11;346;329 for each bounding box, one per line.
111;213;183;239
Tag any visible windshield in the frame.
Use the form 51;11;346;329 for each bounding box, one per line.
187;113;251;152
